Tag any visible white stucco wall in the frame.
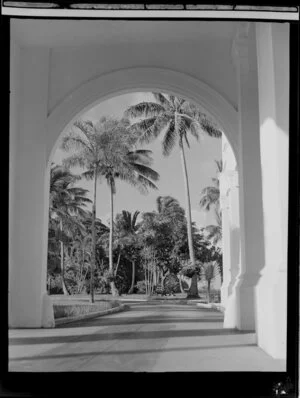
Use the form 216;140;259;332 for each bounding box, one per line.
255;22;289;359
222;134;237;171
9;44;54;327
48;40;237;116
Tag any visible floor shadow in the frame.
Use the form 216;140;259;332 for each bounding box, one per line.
127;306;216;312
9;343;257;362
9;328;254;346
56;317;223;329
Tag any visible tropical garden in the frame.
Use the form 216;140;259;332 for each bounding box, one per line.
47;92;224;303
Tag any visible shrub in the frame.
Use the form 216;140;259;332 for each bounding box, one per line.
105;270;115;283
135;280;146;294
180;260;202;278
95;278;111;294
163;273;180;294
49;274;63;295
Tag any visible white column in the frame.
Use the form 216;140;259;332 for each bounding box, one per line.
219;174;231;307
9;44;54;328
221;170;242;325
254;23;289;359
227;172;240;299
224;22;264;331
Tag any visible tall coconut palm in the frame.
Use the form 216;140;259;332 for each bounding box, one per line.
95;117;159;296
62;116;159;298
61;120;107;302
49;164;91;294
125;93;222;298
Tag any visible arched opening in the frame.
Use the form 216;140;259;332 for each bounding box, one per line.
45;69;239;329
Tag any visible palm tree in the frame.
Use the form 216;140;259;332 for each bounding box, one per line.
49;164;91;294
95;117;159;296
62;116;159;298
125;93;222;298
61;120;107;302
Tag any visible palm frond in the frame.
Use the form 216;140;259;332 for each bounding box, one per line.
205;225;222;245
162;120;177;156
127;150;154;166
81;169;96;181
199;186;220;211
132;211;140;229
136;174;158;193
199;117;223;138
152;92;171;108
125;102;165;119
61;132;93;154
62;154;89;170
215;160;223;173
131;163;160;182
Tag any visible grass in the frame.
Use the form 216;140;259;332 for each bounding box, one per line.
53;301;119;319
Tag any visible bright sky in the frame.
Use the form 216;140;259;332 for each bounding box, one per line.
52;92;222;229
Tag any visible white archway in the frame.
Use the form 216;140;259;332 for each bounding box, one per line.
46;67;239;165
45;66;240;326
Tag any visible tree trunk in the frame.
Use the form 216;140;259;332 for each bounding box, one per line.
77;248;84;294
60;220;69;295
187;273;199;299
153;266;157;286
128;260;136;294
115;251;121;277
179;143;196;265
177;131;198;299
90;168;97;303
109;181;119;297
207;280;211;303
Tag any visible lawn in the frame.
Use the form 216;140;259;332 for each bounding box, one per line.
53;300;120;319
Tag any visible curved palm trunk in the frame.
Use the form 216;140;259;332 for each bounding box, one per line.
178;141;198;299
128;260;136;294
115;251;121;277
60;220;69;295
109;182;119;297
90;168;97;303
77;248;84;294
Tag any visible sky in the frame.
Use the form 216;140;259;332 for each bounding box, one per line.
52;92;222;229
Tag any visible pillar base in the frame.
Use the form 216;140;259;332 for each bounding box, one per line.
255;269;287;359
221;282;229;308
223;289;239;328
224;273;258;331
42;293;55;328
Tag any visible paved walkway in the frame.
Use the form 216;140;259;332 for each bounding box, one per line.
9;302;285;372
